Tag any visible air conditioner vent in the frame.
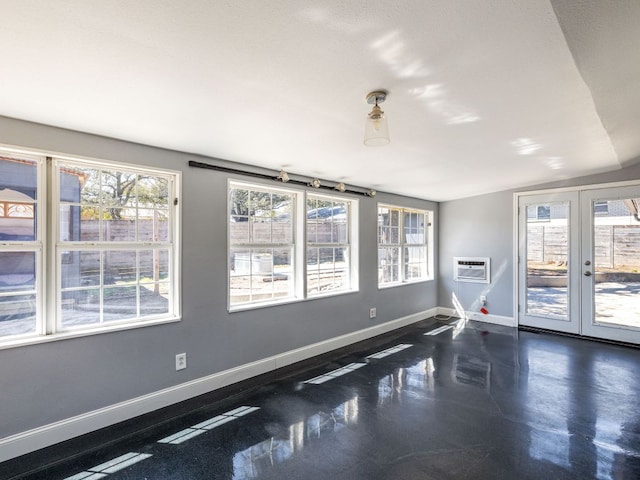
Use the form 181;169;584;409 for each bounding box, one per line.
453;257;490;284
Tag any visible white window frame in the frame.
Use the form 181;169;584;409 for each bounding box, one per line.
0;151;45;343
228;180;358;311
0;146;181;349
377;203;433;288
228;181;303;310
306;193;358;297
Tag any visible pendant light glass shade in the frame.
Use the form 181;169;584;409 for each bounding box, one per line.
364;90;390;146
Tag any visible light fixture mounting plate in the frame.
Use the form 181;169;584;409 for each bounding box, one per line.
366;90;388;105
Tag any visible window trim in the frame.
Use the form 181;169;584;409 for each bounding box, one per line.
0;146;182;349
306;192;358;297
227;180;359;312
228;180;303;311
377;203;433;288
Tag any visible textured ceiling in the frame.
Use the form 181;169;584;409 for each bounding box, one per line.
0;1;637;201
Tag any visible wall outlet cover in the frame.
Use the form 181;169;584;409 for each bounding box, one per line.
175;353;187;371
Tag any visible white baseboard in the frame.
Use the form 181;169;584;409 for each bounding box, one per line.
0;308;436;463
436;307;516;327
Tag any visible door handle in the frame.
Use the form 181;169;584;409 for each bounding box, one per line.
584;271;592;277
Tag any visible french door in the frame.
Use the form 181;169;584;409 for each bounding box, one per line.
518;184;640;345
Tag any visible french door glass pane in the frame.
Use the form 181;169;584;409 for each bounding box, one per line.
526;202;569;319
593;198;640;329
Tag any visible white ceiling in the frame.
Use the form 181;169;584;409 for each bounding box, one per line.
1;1;638;201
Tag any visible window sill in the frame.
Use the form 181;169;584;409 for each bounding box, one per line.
378;278;434;290
228;289;359;313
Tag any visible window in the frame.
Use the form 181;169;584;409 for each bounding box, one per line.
229;183;296;306
306;195;351;295
228;182;357;309
0;150;180;346
378;204;432;286
0;154;40;339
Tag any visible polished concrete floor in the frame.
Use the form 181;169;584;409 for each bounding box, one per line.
4;318;640;479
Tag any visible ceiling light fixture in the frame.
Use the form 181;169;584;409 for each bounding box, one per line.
335;182;346;192
309;178;321;188
364;90;390;146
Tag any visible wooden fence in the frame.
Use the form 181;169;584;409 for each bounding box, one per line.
528;224;640;268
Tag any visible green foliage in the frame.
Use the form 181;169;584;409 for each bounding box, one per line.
78;168;168;220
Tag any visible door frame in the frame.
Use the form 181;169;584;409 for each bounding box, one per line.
514;179;640;343
517;191;581;334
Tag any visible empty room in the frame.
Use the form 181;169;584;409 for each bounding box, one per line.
1;1;639;479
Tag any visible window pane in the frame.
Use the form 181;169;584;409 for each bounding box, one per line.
139;249;169;282
0;156;37;241
380;226;400;244
137;175;169;208
307;247;319;268
0;251;36;293
307;221;318;244
404;246;426;280
103;286;138;321
0;293;37;337
60;289;101;328
0;250;36;334
141;208;169;242
308;246;348;294
103;250;137;286
103;209;136;242
273;217;292;244
378;247;400;284
405;213;425;244
250;274;272;302
332;218;347;243
230;245;293;306
61;250;100;288
526;203;568;319
101;171;137;208
249;190;272;217
140;282;170;316
230;189;250;217
71;167;99;204
318;247;335;269
78;206;100;241
59;205;75;242
250;217;272;244
272;247;292;298
230;217;250;243
390;209;400;227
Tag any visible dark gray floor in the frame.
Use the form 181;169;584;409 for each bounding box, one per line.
5;318;640;479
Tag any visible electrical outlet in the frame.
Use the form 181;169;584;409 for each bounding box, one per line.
175;353;187;371
369;307;377;319
480;295;487;305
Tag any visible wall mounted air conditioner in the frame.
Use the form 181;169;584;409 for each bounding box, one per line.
453;257;490;284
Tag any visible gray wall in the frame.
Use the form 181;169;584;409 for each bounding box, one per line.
438;190;514;317
0;116;438;439
438;161;640;318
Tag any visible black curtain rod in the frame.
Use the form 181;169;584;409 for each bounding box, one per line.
188;160;374;197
